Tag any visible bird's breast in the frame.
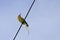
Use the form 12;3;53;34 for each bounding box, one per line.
18;16;23;23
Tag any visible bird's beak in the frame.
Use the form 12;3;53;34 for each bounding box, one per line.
19;13;21;16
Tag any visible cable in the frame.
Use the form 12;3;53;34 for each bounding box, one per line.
24;0;35;19
13;24;22;40
13;0;35;40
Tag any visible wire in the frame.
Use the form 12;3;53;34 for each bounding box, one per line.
13;0;35;40
24;0;35;19
13;24;22;40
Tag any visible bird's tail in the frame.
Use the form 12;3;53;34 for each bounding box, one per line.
25;22;29;27
25;23;29;34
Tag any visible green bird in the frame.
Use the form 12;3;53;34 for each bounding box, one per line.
17;14;29;32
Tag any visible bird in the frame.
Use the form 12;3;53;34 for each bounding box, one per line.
17;14;29;33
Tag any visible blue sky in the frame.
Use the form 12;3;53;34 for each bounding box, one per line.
0;0;60;40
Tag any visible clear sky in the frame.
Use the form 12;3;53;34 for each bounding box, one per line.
0;0;60;40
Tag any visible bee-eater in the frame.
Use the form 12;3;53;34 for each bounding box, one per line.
17;14;29;32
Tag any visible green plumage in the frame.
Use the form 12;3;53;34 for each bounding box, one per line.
18;15;29;27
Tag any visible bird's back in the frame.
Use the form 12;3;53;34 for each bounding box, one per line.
17;15;24;23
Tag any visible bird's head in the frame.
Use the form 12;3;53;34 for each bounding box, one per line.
17;13;21;18
17;13;22;19
18;13;22;17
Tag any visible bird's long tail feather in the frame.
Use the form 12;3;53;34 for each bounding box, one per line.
25;24;29;34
